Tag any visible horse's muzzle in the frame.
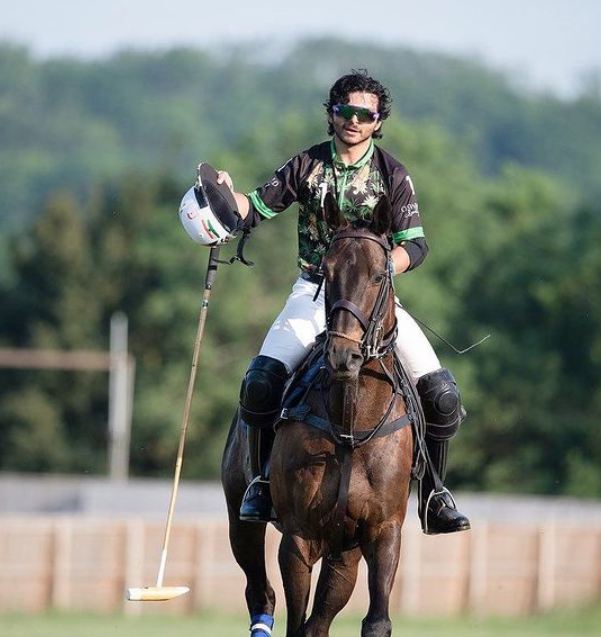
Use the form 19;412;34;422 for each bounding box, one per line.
327;340;364;379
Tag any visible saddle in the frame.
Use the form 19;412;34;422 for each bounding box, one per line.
275;334;428;480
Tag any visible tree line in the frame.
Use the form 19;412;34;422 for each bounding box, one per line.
1;38;601;235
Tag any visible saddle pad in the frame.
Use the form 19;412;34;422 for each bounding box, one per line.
282;349;326;412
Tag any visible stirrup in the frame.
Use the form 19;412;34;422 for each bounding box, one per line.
239;476;276;523
241;475;270;504
420;486;455;535
244;475;270;493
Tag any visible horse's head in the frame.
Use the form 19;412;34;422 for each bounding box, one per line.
321;192;397;381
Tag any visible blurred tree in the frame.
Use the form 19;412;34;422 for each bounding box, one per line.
0;192;107;472
2;39;601;232
0;52;600;495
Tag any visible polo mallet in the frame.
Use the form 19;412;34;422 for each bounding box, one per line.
127;245;221;602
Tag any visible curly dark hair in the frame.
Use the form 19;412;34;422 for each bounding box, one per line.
324;69;392;139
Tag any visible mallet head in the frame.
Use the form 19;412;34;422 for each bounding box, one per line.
126;586;190;602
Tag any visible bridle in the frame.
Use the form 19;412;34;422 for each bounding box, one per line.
324;226;398;361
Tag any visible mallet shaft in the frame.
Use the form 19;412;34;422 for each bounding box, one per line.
156;246;221;587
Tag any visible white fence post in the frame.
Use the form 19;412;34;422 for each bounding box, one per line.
108;312;133;481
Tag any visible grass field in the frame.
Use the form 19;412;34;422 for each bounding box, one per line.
1;606;600;637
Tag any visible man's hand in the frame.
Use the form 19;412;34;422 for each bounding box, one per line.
216;170;235;192
215;169;250;219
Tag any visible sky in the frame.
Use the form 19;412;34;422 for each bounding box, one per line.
2;0;601;96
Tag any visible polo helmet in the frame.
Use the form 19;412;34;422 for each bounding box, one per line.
179;163;241;246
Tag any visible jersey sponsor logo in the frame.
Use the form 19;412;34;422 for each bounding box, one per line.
401;202;419;217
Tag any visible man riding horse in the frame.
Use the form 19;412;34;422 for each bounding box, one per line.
217;69;470;535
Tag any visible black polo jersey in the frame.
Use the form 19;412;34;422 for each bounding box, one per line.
245;139;428;272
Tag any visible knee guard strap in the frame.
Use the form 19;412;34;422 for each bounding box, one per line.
239;355;288;428
417;368;464;441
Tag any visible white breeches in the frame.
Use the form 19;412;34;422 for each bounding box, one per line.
259;276;440;383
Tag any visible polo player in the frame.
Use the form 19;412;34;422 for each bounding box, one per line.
215;70;470;535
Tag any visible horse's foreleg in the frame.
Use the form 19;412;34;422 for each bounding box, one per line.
279;533;315;637
223;413;276;634
360;523;402;637
304;547;362;637
228;515;276;628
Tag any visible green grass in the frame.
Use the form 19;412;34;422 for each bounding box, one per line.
0;606;600;637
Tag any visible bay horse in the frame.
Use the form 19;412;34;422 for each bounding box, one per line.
222;193;415;637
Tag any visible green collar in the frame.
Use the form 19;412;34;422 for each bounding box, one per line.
330;138;375;170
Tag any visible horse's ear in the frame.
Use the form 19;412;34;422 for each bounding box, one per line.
324;192;347;232
369;195;392;236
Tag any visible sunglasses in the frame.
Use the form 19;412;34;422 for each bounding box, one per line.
332;103;380;123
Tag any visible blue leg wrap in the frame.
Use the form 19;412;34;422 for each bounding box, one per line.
250;613;274;637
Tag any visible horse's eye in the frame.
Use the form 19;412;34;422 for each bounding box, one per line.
372;273;384;284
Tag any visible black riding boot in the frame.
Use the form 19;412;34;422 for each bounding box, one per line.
419;437;471;535
417;368;471;535
238;356;288;523
239;426;277;522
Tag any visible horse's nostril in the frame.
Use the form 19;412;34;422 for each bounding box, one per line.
346;351;363;369
328;341;363;374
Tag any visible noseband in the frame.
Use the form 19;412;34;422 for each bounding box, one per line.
324;227;398;360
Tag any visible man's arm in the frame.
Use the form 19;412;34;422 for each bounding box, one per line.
234;193;250;219
391;236;429;274
389;168;428;274
216;153;302;225
391;244;411;274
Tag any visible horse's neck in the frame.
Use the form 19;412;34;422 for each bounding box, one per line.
328;354;396;431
